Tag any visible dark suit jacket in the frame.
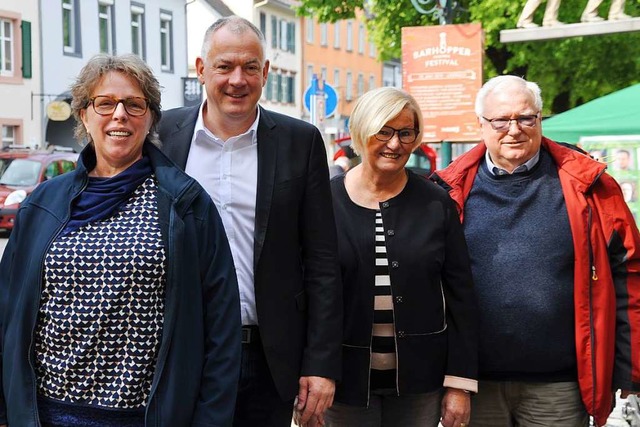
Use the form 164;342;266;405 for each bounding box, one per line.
158;105;342;400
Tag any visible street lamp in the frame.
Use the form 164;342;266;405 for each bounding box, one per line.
410;0;452;25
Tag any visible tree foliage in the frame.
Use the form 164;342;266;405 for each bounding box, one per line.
295;0;640;114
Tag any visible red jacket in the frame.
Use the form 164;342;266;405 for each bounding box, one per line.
432;137;640;426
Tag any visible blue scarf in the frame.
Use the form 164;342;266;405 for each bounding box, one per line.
62;156;153;236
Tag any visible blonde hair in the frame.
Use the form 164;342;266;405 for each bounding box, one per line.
349;87;423;155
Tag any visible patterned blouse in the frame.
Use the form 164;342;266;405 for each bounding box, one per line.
34;176;166;413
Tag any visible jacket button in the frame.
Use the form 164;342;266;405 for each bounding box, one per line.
381;201;390;208
391;261;399;268
387;229;395;236
398;330;405;338
395;296;403;303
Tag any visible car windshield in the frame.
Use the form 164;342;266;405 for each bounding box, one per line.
0;159;41;186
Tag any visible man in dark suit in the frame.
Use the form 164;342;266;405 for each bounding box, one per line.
157;16;342;427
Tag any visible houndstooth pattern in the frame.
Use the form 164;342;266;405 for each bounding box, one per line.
34;176;166;409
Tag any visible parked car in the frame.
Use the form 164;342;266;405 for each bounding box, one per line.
0;146;78;231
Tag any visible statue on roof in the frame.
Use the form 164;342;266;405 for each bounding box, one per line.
517;0;564;28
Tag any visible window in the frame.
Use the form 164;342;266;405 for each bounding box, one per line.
98;0;115;54
270;72;278;100
369;40;376;57
357;73;364;97
333;22;340;49
276;73;283;102
286;75;295;104
320;67;327;82
60;160;75;174
287;22;296;53
62;0;79;54
307;64;314;85
333;68;340;88
369;74;375;90
281;75;288;103
346;71;352;101
280;19;286;50
306;17;313;43
0;18;14;77
266;73;273;101
358;23;365;54
346;20;353;51
320;23;328;46
260;12;266;37
1;124;16;148
383;62;402;87
159;11;173;72
280;20;295;53
131;4;145;58
271;16;278;49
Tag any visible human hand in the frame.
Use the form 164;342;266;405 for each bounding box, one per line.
295;376;335;425
293;412;324;427
440;388;471;427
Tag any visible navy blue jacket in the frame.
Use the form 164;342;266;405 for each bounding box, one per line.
0;142;241;426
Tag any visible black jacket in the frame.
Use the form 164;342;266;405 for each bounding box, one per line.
330;170;478;406
158;106;342;400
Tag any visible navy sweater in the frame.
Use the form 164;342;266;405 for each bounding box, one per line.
463;149;577;381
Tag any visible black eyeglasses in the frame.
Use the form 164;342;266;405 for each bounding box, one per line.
88;95;149;117
481;113;539;131
374;126;419;144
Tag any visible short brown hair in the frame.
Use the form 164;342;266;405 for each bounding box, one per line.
70;53;162;145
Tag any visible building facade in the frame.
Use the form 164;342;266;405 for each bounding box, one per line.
0;0;41;148
302;10;383;155
39;0;187;151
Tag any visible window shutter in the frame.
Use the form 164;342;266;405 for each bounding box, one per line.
21;20;32;78
288;22;295;53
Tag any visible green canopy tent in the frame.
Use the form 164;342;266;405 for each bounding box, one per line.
542;84;640;144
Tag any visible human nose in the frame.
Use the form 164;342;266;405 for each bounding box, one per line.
386;132;402;147
111;101;129;119
506;119;522;134
228;66;245;85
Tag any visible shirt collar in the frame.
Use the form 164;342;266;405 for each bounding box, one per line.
193;100;260;145
485;149;541;176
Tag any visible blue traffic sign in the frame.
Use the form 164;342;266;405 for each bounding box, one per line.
304;80;338;118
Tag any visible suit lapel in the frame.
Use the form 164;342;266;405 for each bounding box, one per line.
162;106;199;169
254;107;278;270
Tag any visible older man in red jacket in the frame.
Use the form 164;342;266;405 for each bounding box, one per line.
432;75;640;427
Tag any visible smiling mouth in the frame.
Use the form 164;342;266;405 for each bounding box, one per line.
380;153;400;159
228;93;246;99
107;131;132;137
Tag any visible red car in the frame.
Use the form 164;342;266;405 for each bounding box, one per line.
0;147;78;231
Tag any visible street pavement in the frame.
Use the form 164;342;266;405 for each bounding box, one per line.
0;237;631;426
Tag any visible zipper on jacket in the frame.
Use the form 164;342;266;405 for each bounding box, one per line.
145;201;176;425
587;204;598;412
28;179;86;426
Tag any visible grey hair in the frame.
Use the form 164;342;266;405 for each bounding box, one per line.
475;75;543;117
201;16;266;60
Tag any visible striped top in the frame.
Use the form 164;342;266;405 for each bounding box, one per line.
370;211;397;391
